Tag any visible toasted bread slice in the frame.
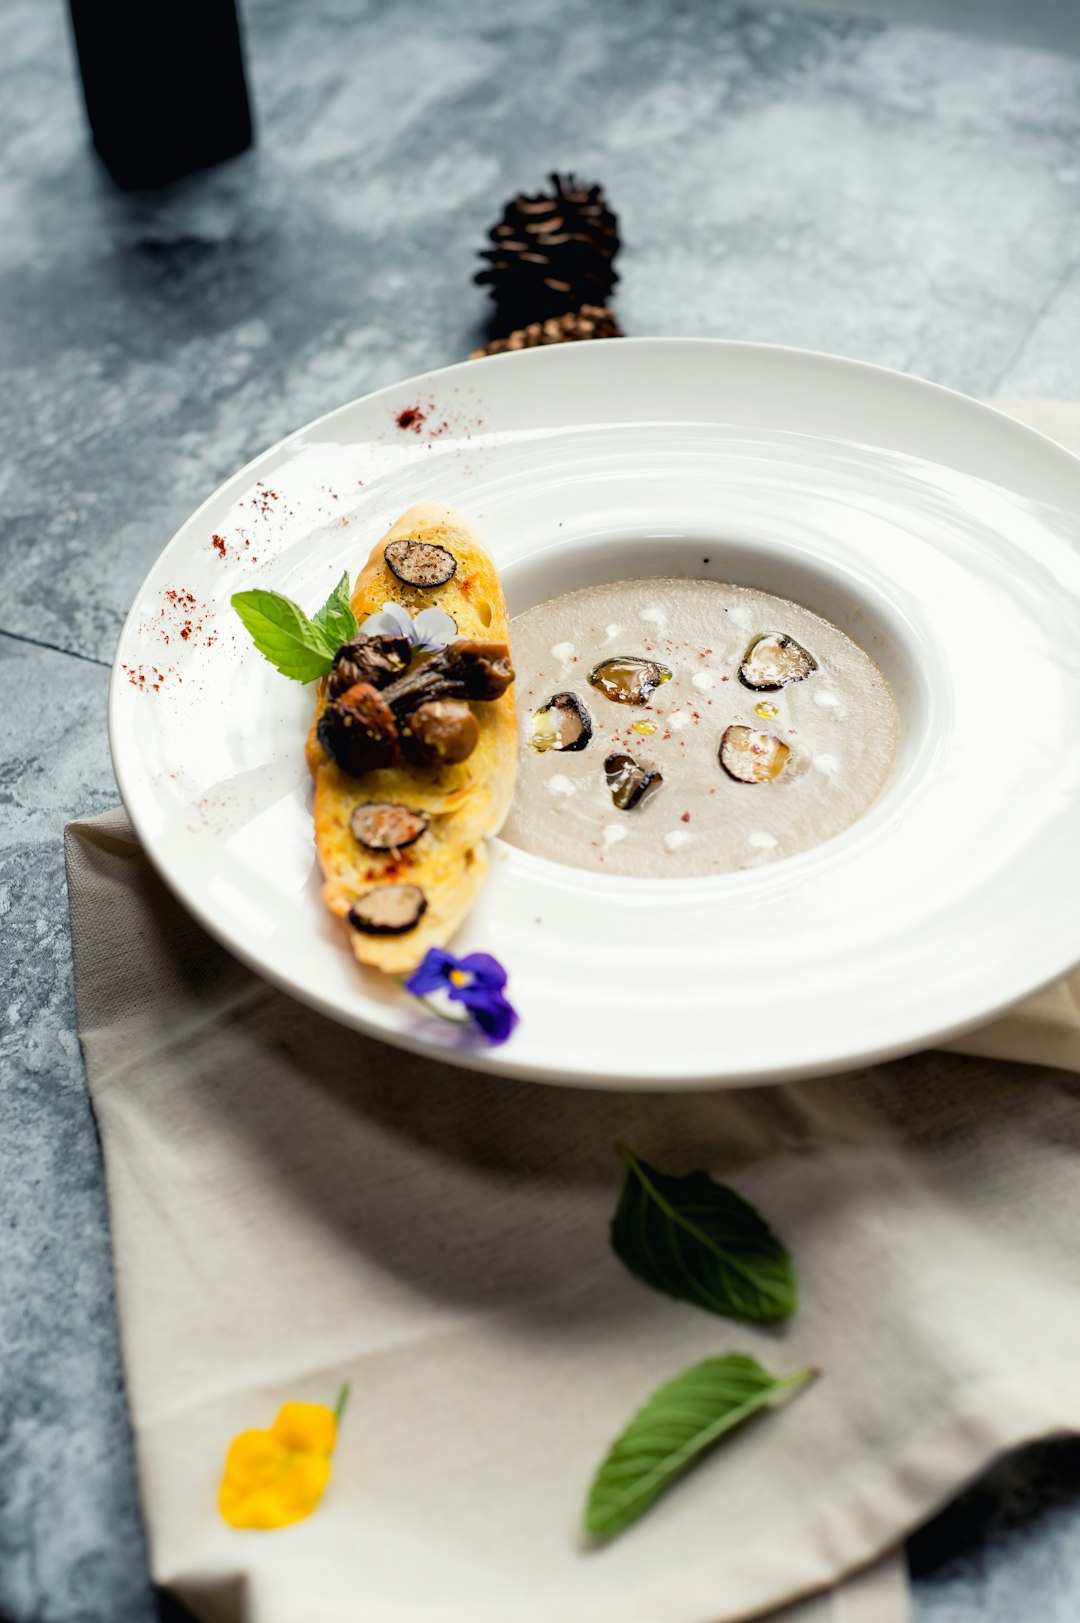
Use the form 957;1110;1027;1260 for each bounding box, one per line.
306;504;517;974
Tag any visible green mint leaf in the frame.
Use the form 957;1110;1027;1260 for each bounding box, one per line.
311;571;358;653
231;589;336;682
611;1144;796;1323
585;1355;817;1542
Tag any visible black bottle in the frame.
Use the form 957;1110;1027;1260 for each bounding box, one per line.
68;0;254;190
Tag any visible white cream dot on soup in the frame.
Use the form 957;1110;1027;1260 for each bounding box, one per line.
550;641;575;663
548;774;576;797
814;690;842;709
663;830;693;853
667;710;688;730
640;607;667;634
748;831;778;849
604;623;622;640
603;825;629;847
727;604;753;629
813;754;839;777
691;670;715;691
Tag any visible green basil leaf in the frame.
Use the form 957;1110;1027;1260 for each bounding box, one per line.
611;1144;796;1323
311;570;358;653
231;589;335;682
585;1354;817;1542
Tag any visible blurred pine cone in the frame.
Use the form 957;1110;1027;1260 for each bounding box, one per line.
470;305;622;359
475;174;620;331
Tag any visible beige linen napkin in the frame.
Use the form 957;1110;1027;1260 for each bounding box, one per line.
65;402;1080;1623
66;824;1080;1623
70;813;931;1623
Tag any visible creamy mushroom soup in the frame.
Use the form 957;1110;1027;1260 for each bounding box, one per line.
501;577;898;877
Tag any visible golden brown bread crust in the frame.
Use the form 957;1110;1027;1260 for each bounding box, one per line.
307;504;517;973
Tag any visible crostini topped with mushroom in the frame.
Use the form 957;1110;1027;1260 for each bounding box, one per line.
305;504;517;974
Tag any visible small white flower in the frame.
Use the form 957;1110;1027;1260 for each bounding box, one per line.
412;606;460;650
361;602;458;652
361;601;413;640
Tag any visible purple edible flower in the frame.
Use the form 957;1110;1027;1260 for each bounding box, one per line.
405;948;518;1044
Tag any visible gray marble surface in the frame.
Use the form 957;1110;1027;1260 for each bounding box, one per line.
2;0;1080;1618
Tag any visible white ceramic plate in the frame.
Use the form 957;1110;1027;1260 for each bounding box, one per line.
110;339;1080;1088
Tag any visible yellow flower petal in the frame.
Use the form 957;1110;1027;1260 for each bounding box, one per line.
219;1402;338;1530
220;1448;332;1529
271;1402;337;1455
221;1430;288;1496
